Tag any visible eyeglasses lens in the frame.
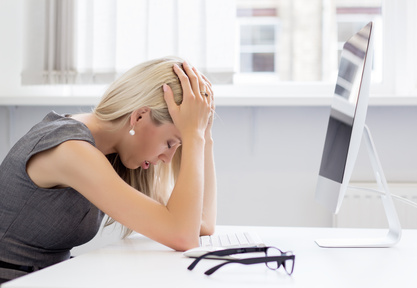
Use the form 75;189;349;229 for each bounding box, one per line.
265;247;282;270
283;257;295;275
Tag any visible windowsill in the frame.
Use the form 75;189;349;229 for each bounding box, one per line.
0;84;416;106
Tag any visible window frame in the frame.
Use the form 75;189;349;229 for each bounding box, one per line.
236;15;280;75
221;0;417;106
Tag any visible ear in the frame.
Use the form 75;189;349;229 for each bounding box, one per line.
130;107;150;127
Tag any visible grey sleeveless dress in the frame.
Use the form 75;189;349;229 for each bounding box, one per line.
0;111;105;281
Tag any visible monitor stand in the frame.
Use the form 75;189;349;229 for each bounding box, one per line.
315;125;402;248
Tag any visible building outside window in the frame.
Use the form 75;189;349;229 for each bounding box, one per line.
235;0;382;84
237;8;279;74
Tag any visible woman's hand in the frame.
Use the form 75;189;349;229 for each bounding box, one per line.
186;66;217;236
163;61;212;140
192;67;214;142
163;61;217;239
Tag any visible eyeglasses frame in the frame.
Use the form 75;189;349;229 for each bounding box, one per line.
187;246;295;276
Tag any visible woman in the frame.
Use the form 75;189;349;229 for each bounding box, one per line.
0;56;216;283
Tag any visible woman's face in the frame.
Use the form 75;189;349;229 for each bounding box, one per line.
120;110;182;170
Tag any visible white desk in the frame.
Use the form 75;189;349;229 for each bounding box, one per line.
3;226;417;288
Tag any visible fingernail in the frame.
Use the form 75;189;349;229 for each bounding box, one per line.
163;84;168;92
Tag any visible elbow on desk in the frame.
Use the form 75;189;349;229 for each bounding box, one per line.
168;233;200;252
169;222;215;251
163;219;216;251
171;239;199;252
200;223;216;237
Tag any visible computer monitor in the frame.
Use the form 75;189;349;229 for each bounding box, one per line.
315;22;401;248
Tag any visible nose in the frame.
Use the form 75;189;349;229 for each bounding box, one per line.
158;146;177;164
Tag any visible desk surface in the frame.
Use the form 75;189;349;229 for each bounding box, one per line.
3;226;417;288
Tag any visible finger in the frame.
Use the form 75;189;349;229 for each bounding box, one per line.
201;73;212;88
193;68;206;93
193;67;212;88
162;84;178;115
205;82;213;97
192;66;210;99
208;90;215;114
173;64;196;101
182;61;201;98
202;81;213;104
196;70;213;100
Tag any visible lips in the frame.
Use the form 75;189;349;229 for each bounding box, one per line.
142;161;150;170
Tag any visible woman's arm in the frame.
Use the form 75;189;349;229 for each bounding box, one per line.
28;137;204;251
192;68;217;236
27;62;212;252
162;62;212;247
200;132;217;236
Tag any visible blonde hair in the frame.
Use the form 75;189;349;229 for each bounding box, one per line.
93;56;185;238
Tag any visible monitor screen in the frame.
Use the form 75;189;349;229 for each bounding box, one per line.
315;22;373;214
314;22;402;248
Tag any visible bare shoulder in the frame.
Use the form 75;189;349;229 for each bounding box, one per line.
27;140;117;190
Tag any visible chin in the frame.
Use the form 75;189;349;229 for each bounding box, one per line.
120;159;139;170
127;164;140;170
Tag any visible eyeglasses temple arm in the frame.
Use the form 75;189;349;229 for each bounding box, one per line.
188;247;259;271
204;261;230;276
187;250;232;270
187;256;205;270
204;257;269;275
204;256;294;276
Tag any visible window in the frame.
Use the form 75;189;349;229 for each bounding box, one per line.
235;0;383;84
11;0;417;104
21;0;236;86
238;8;279;73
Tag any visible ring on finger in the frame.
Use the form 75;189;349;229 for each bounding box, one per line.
200;91;209;97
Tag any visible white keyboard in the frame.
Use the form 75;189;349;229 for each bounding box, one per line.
183;231;265;258
199;231;264;248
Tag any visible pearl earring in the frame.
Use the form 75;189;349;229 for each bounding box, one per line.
129;128;135;136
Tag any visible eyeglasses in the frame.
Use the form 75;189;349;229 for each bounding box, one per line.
187;246;295;276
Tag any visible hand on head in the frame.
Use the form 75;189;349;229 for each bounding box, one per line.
195;67;215;138
163;61;214;140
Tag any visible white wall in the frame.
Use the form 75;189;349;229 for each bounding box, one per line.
1;105;416;230
1;0;416;253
